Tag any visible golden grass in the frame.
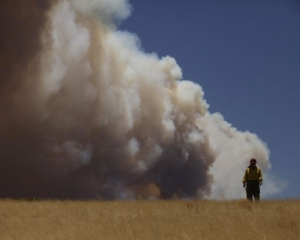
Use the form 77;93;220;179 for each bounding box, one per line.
0;199;299;240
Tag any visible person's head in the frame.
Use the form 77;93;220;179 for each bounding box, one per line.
250;158;257;168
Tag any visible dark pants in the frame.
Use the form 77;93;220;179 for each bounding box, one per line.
246;180;260;201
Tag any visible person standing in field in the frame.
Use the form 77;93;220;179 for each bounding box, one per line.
242;158;263;201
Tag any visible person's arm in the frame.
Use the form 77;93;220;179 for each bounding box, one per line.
258;168;263;185
242;169;247;187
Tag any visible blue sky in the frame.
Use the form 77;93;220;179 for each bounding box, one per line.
120;0;300;198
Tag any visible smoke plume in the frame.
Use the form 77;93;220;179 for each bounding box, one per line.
0;0;282;199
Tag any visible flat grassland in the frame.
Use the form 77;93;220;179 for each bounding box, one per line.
0;199;299;240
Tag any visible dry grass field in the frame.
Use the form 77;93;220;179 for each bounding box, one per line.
0;199;299;240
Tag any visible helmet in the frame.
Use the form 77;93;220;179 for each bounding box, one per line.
250;158;257;164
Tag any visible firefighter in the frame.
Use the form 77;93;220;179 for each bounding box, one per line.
242;158;263;201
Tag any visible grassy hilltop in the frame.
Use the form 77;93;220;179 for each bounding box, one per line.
0;199;299;240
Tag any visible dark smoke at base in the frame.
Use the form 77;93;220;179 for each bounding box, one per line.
0;0;276;200
0;128;213;199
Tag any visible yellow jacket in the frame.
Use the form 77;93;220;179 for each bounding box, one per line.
242;166;263;183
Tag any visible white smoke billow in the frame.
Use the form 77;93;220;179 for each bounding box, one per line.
0;0;284;199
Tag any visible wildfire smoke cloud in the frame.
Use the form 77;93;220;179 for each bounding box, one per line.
0;0;280;199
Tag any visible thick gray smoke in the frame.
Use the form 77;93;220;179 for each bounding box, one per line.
0;0;283;199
